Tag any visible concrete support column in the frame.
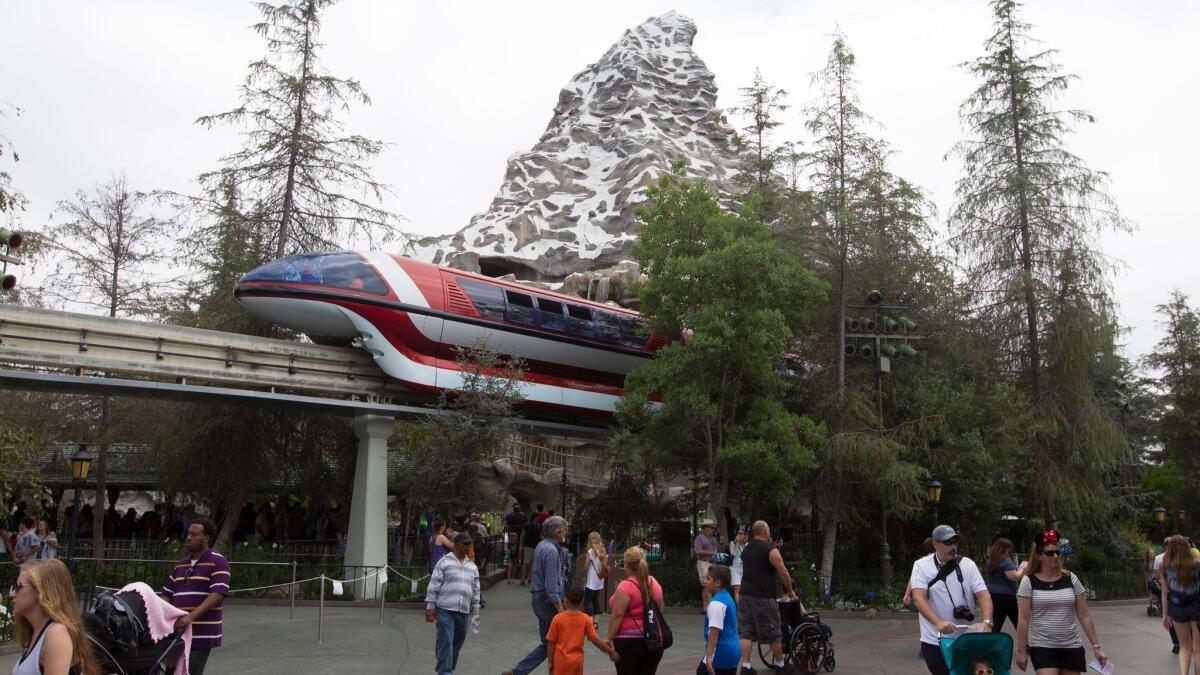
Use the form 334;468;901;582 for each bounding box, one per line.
345;413;394;600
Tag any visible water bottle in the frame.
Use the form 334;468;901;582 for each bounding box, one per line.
470;614;481;634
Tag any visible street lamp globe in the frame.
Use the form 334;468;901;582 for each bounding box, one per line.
926;479;943;504
1154;506;1167;523
1178;508;1187;522
70;444;95;481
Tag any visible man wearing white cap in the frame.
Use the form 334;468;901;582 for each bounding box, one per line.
694;519;720;607
910;525;993;675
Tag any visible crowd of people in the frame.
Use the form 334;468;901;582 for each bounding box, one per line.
1;493;1167;675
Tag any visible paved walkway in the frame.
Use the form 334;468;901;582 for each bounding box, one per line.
0;582;1178;673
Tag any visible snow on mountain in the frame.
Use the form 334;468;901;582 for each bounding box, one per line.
409;11;741;281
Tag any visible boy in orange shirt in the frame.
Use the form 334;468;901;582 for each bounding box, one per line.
547;584;619;675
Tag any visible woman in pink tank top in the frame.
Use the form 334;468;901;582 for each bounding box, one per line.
604;546;665;674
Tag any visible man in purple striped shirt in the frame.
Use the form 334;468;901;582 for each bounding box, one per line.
162;517;231;675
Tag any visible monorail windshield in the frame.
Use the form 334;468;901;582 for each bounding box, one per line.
242;252;388;295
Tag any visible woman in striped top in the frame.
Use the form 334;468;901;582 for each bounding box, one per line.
1015;529;1107;674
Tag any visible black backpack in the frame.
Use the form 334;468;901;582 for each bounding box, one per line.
634;582;673;652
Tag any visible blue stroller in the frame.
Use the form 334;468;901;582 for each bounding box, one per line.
940;631;1013;675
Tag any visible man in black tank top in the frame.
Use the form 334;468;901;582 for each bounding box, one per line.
737;520;802;673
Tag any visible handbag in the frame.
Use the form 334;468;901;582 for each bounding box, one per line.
631;579;673;652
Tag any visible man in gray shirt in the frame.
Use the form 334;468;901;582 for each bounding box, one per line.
503;515;569;675
12;516;40;568
425;533;481;675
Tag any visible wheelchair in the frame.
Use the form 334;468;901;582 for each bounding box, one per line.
757;600;835;673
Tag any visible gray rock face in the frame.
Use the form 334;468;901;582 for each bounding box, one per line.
411;11;741;282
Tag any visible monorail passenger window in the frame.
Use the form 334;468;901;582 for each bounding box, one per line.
619;316;648;349
241;252;388;295
537;298;566;332
504;290;537;325
594;311;622;344
566;304;595;338
457;278;506;320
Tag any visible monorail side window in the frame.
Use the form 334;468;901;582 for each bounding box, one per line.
505;290;537;325
595;311;622;344
537;298;566;332
619;316;648;349
566;304;595;338
457;278;506;320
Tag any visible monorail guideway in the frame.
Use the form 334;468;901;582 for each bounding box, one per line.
0;303;610;598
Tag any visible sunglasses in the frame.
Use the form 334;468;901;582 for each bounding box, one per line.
8;582;30;595
1041;549;1061;557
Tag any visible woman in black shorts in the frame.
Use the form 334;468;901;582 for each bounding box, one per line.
1015;529;1108;674
1160;534;1200;675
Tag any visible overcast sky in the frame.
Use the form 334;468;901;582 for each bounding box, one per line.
2;1;1196;364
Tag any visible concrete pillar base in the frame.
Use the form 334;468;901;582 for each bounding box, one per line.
344;413;393;600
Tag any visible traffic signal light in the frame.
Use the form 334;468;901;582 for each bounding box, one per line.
846;318;861;332
860;342;874;359
882;317;900;334
0;227;21;290
844;342;856;356
897;343;918;357
897;317;918;335
880;343;897;358
0;228;22;250
860;316;877;332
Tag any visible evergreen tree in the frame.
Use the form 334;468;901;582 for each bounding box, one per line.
948;0;1129;399
616;165;827;540
948;0;1130;524
802;31;885;403
1144;292;1200;521
730;69;791;219
197;0;399;258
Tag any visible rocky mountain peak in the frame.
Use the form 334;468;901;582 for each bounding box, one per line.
411;12;741;282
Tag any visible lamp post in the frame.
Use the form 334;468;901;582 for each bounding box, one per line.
1178;508;1187;535
926;478;943;528
65;444;95;567
1155;506;1167;542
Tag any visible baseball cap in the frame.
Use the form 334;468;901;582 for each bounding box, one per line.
931;525;959;543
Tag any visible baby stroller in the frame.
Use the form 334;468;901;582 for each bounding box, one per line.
939;631;1013;675
1148;578;1163;617
758;600;835;673
83;590;186;675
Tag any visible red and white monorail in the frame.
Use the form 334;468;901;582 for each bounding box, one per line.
233;251;665;416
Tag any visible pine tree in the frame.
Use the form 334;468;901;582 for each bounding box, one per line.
948;0;1130;525
948;0;1129;399
197;0;399;258
1144;292;1200;518
730;69;791;218
802;32;886;404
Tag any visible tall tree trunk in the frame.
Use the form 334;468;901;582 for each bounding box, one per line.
91;398;111;561
1007;28;1041;402
276;5;314;258
215;482;249;553
818;511;837;596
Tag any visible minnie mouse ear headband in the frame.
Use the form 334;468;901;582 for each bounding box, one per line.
1035;529;1060;547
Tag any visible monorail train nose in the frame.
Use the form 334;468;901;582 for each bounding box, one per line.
234;251;390;342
